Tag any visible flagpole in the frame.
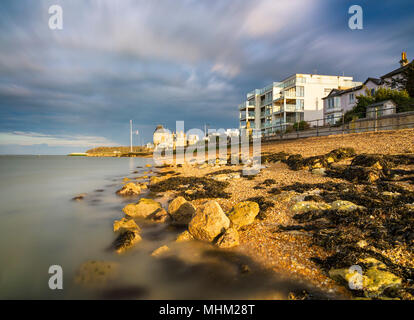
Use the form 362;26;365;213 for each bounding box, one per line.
130;120;133;152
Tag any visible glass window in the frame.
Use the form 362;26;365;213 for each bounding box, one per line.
296;99;304;110
296;86;304;97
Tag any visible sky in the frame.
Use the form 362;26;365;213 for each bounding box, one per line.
0;0;413;154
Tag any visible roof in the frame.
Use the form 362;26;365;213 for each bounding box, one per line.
363;77;383;86
322;85;364;99
366;99;397;108
381;61;413;79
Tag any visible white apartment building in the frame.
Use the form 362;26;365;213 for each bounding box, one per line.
239;74;361;135
323;78;382;125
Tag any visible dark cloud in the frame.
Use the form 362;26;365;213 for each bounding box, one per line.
0;0;413;154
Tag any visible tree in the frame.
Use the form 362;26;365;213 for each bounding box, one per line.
343;87;413;122
386;62;414;97
405;63;414;97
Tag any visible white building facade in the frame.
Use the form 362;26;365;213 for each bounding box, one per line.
239;74;361;135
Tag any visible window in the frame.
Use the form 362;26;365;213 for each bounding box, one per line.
296;99;304;110
349;93;354;103
296;86;304;97
371;88;375;96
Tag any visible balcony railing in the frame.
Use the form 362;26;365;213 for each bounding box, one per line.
240;112;255;120
239;101;256;110
273;104;304;113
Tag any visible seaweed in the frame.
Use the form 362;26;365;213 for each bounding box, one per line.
245;196;275;220
206;169;241;176
262;152;290;163
149;176;231;200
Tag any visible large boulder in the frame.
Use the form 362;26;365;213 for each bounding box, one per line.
330;200;363;212
272;191;298;203
216;228;239;248
329;258;402;298
291;201;331;214
113;217;140;232
227;201;260;229
116;182;141;196
122;198;162;218
148;208;170;223
112;230;142;254
168;197;196;225
188;201;230;242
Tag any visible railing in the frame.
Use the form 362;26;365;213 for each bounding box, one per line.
261;106;414;140
273;104;304;113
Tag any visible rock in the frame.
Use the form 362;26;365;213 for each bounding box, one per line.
151;245;170;257
216;228;239;248
113;217;140;232
312;168;326;176
291;201;331;214
138;183;148;190
382;191;401;198
112;230;142;254
229;172;241;179
330;200;363;212
286;154;305;170
326;157;335;164
326;148;356;161
329;258;402;297
122;198;162;218
148;208;170;223
168;197;196;225
213;174;229;182
351;154;388;171
272;191;298;203
243;167;260;176
74;260;119;286
188;201;230;242
150;176;162;185
176;230;194;242
343;166;382;183
357;240;368;248
116;182;141;196
72;193;86;201
405;203;414;212
227;201;260;229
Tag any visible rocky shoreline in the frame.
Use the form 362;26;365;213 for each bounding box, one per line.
73;131;414;300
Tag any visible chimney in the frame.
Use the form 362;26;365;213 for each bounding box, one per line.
400;51;409;67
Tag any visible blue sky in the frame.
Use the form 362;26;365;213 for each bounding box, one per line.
0;0;413;154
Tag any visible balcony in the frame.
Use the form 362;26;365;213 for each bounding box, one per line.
240;112;255;120
273;104;304;114
239;101;256;110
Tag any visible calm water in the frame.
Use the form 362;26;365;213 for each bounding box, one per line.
0;155;335;300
